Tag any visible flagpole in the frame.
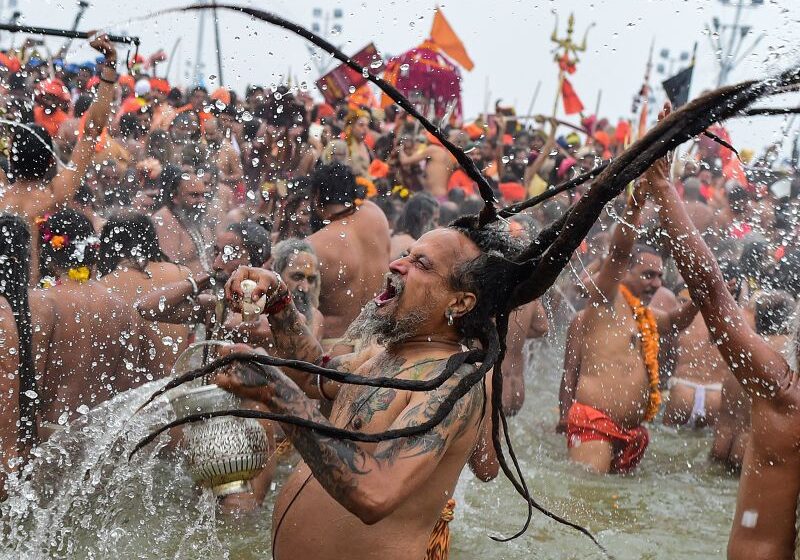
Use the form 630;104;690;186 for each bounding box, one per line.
525;80;541;122
594;89;602;117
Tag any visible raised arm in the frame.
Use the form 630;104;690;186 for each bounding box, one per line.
587;194;642;305
655;299;699;335
398;144;437;166
645;145;788;399
50;34;117;207
215;357;486;524
135;273;213;325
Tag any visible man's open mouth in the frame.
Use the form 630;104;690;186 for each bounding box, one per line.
374;276;400;307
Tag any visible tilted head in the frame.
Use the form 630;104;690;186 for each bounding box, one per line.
38;209;98;279
349;222;524;348
622;244;663;305
97;212;167;276
213;221;272;279
394;192;440;239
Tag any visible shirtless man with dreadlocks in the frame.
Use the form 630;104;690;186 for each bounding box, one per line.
211;223;518;560
560;189;698;474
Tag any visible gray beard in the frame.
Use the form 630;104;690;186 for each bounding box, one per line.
292;290;315;324
344;300;427;348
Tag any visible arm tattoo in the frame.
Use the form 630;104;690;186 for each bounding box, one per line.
267;303;324;363
374;364;484;463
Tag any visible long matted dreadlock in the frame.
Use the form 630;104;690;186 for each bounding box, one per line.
129;3;800;552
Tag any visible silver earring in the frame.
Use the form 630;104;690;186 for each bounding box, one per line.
446;310;454;326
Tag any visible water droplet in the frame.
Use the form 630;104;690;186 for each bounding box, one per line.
23;389;37;399
161;336;174;347
57;411;69;425
76;404;90;415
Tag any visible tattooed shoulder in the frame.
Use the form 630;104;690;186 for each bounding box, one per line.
374;363;485;463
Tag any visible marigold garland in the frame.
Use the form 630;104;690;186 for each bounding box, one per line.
619;284;661;421
67;266;91;283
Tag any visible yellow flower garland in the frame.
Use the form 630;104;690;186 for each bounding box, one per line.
619;285;661;421
67;266;91;283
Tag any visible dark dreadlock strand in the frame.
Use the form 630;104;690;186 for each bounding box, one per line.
0;215;36;450
130;354;492;458
136;349;480;412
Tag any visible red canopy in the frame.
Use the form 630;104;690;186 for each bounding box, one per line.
381;41;463;122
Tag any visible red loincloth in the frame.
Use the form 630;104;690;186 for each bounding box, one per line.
566;402;649;474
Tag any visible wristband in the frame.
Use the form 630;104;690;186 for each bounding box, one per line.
186;276;199;297
264;291;292;315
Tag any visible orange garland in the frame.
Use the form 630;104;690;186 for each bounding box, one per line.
619;285;661;421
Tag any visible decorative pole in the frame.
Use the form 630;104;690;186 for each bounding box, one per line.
549;13;593;128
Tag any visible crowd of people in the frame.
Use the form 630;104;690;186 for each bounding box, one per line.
0;31;799;560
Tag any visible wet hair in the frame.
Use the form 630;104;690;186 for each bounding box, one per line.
38;209;97;278
630;243;662;267
170;111;201;141
394;193;439;239
276;177;313;242
136;7;800;552
739;240;770;285
73;94;93;118
0;215;36;448
146;130;173;164
152;163;182;208
272;237;320;308
755;291;795;336
310;162;361;207
226;221;271;266
9;124;56;181
97;212;169;276
272;237;317;278
119;112;146;139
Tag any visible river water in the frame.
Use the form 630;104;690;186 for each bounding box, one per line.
1;336;739;559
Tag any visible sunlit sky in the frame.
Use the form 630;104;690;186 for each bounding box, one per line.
16;0;800;159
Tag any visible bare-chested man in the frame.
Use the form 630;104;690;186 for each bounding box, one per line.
398;131;466;200
29;210;138;435
205;116;244;193
664;266;742;429
0;34;116;280
559;191;698;474
216;222;512;560
305;163;390;354
644;112;800;556
153;161;217;275
97;212;193;378
271;238;324;340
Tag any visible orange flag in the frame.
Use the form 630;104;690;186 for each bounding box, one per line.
430;9;474;71
561;78;584;115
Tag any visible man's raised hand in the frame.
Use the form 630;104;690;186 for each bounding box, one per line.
88;32;117;65
225;266;287;314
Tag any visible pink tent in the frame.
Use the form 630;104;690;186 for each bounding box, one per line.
381;40;463;122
